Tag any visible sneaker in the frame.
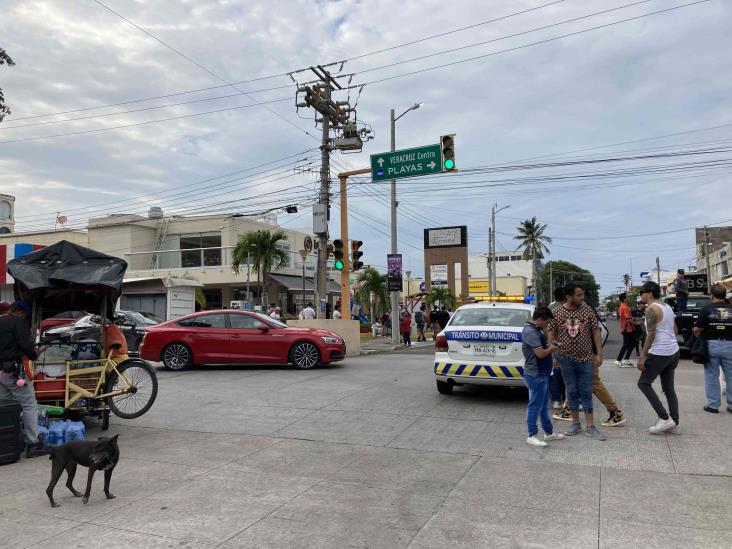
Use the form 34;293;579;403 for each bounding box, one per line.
703;405;719;414
544;432;566;441
622;360;634;368
565;422;583;436
585;425;607;441
601;411;627;427
613;360;622;367
553;409;573;421
25;443;51;459
649;417;677;434
527;435;548;447
552;401;562;410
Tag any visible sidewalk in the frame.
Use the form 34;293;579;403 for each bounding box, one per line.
360;335;434;354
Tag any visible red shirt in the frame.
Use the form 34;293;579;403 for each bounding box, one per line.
618;303;634;333
400;314;412;333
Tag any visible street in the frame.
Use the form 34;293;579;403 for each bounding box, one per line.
2;322;731;549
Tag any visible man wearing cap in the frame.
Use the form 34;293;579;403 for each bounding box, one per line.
0;301;48;457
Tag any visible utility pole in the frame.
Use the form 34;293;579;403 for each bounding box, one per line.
390;108;399;345
656;256;661;286
703;225;712;293
487;227;493;296
549;262;553;302
293;65;364;319
490;203;510;298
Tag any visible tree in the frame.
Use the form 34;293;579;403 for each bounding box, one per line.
514;217;551;302
232;230;288;306
0;48;15;124
354;267;389;321
622;274;631;289
427;286;457;310
537;260;600;306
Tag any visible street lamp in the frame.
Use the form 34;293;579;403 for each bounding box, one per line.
390;101;423;346
490;204;510;298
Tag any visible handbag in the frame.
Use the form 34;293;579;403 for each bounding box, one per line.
690;336;708;364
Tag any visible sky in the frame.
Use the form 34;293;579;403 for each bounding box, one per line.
2;0;731;296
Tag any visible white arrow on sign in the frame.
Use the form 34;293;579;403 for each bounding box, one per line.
426;161;436;169
377;157;384;167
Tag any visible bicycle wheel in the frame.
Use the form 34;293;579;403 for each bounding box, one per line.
104;359;158;419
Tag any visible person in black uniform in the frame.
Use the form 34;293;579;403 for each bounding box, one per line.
0;301;48;458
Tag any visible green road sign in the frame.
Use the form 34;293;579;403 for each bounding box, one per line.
371;143;442;182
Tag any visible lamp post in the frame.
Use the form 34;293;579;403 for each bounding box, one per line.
490;204;510;298
299;249;309;314
390;101;423;346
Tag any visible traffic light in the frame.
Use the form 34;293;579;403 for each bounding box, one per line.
333;239;345;271
351;240;364;271
440;134;456;172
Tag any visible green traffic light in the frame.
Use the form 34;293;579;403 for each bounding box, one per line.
334;260;344;271
444;158;455;170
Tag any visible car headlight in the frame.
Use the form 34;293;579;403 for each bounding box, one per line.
321;336;341;344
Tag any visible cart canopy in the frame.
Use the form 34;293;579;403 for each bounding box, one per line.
7;240;128;319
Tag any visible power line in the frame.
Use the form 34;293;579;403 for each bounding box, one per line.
11;0;569;125
0;97;291;145
348;1;710;89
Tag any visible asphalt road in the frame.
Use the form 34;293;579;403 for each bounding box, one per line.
2;329;731;548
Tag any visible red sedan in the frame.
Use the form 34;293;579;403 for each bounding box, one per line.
139;310;346;371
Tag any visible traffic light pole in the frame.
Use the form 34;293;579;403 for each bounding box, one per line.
390;109;400;346
338;167;370;321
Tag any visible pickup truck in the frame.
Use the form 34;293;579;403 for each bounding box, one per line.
662;295;710;350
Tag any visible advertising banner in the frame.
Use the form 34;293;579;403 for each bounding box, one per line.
387;254;403;292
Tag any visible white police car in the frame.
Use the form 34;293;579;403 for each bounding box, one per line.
434;302;534;394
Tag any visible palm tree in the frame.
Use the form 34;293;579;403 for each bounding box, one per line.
354;267;389;321
622;274;631;290
232;229;289;306
427;286;456;310
514;217;551;302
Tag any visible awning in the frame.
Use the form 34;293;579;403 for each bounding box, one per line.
124;276;204;288
267;273;341;294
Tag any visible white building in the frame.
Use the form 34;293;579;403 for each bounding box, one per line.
468;252;536;288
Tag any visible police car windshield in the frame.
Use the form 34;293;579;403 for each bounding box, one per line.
449;308;530;327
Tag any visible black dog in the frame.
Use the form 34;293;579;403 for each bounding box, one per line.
46;435;119;508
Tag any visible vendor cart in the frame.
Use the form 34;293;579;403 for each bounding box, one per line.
7;240;158;430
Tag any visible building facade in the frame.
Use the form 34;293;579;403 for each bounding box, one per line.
1;208;339;317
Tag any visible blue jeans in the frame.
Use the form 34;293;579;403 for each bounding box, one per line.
705;339;732;409
549;366;565;403
676;294;688;312
558;356;594;414
524;373;553;437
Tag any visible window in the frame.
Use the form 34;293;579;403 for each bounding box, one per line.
178;313;227;328
449;308;531;327
180;232;222;268
228;313;267;330
275;242;292;269
0;200;11;218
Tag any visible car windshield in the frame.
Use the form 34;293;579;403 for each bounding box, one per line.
449;308;531;327
253;312;287;328
123;311;159;325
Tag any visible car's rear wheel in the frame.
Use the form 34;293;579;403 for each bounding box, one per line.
291;342;320;370
162;343;193;371
436;379;453;395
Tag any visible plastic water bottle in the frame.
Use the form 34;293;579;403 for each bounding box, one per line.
64;421;85;442
37;424;49;445
47;421;66;446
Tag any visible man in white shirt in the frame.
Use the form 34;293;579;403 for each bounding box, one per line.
333;306;342;320
300;303;316;320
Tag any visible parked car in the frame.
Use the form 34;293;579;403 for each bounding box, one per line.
139;310;346;370
43;310;160;354
663;295;711;350
39;310;87;333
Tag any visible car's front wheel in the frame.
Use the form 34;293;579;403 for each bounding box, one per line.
436;379;453;394
162;343;193;371
290;342;320;370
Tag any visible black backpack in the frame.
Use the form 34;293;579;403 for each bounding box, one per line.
0;401;24;465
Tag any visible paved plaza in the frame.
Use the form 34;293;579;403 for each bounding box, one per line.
2;327;731;548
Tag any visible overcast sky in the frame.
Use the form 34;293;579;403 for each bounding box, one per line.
2;0;731;295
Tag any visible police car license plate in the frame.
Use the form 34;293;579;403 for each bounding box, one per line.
473;345;496;356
